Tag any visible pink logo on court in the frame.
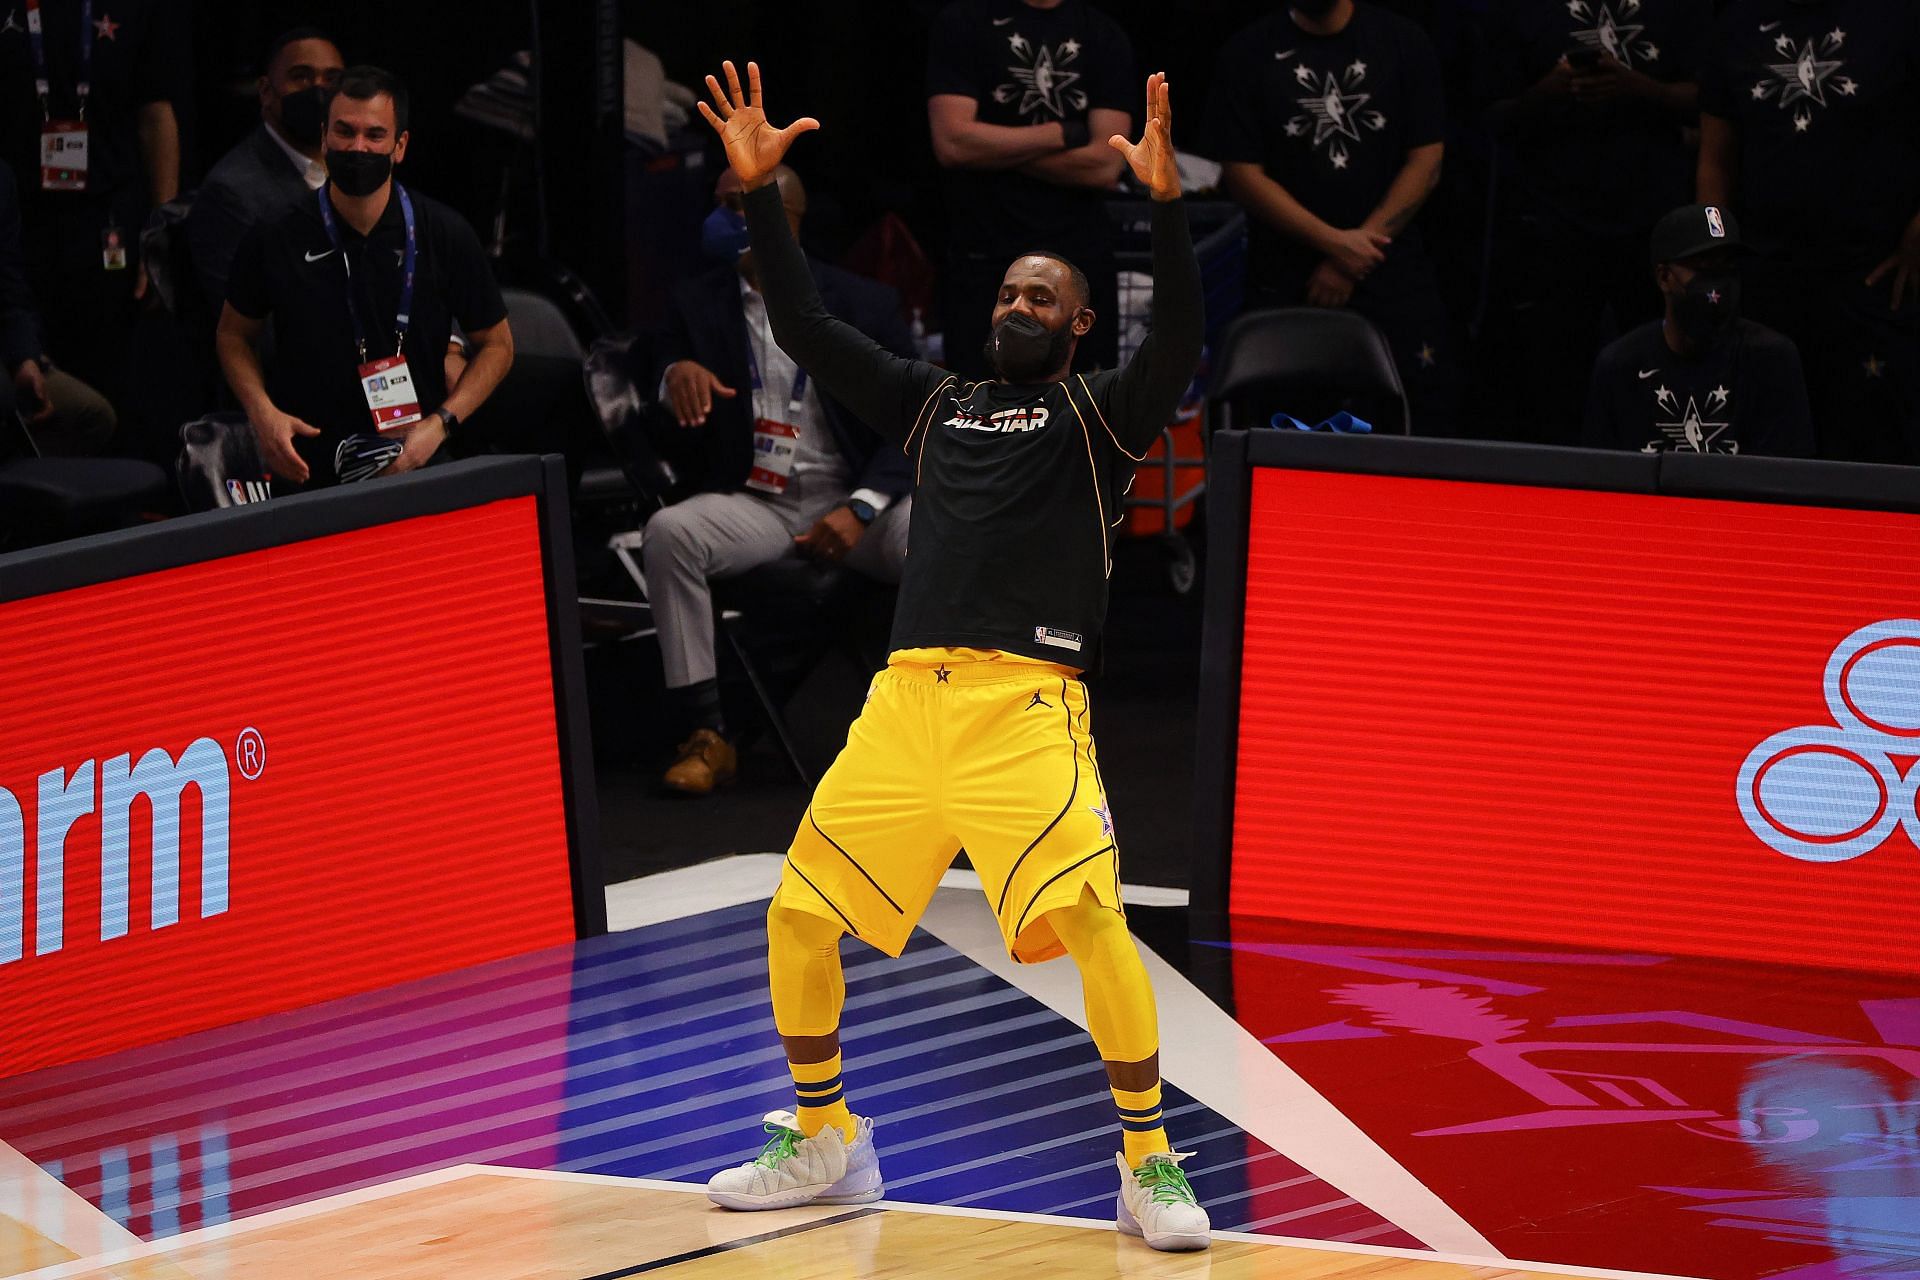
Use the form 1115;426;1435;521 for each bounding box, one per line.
1738;620;1920;863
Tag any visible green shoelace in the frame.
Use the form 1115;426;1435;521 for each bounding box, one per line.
753;1122;802;1168
1137;1158;1197;1206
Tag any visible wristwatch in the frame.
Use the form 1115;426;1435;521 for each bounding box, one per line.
433;408;460;437
845;498;877;527
1060;119;1091;150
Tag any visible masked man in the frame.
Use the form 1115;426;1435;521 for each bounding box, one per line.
647;163;915;795
691;62;1213;1253
216;65;514;488
188;27;345;310
1583;203;1813;456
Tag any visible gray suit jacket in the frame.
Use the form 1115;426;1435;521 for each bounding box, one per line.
188;124;315;310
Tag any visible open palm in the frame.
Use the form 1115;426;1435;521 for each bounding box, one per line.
1109;72;1179;201
697;60;820;187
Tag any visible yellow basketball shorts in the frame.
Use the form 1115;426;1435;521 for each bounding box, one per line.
773;647;1125;964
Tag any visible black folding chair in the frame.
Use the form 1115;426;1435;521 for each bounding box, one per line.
0;408;170;548
1207;307;1411;436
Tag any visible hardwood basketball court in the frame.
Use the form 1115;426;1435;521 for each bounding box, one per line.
10;1167;1699;1280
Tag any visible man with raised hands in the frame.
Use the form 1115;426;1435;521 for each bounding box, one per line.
692;60;1210;1252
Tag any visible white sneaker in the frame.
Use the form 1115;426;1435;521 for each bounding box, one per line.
1115;1151;1211;1251
706;1110;884;1211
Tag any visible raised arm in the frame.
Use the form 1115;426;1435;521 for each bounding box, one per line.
699;61;946;446
1102;74;1203;457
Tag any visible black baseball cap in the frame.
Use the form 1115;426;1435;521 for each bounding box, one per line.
1650;203;1747;266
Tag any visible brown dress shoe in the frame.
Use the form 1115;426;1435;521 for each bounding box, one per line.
663;728;738;794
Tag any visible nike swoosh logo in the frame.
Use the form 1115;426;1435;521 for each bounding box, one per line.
1637;368;1658;379
993;15;1013;23
305;248;336;263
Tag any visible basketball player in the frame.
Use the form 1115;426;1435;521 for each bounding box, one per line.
696;62;1209;1251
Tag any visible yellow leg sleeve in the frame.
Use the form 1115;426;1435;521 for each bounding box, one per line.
1050;890;1171;1166
768;903;847;1038
1049;891;1158;1063
768;904;860;1139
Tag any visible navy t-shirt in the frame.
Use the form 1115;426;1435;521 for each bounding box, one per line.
1698;0;1920;271
1481;0;1710;236
926;0;1134;259
1205;3;1445;294
1582;317;1814;457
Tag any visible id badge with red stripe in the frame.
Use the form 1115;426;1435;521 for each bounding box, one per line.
746;418;801;495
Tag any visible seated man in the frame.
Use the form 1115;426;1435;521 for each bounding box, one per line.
215;66;514;488
188;27;347;312
1;163;115;455
648;164;914;795
1583;204;1813;457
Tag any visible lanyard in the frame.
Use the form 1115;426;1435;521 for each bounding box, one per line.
743;330;809;420
316;181;416;364
25;0;93;121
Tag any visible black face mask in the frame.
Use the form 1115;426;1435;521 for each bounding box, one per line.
327;147;393;198
984;311;1076;383
277;86;331;147
1672;272;1740;346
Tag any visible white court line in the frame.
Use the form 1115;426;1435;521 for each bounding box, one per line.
602;854;1187;933
5;1165;479;1280
916;885;1505;1258
479;1166;1708;1280
0;1140;141;1275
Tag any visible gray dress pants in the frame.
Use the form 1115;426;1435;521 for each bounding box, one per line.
640;474;910;689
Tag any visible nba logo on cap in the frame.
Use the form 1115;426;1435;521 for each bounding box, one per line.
1706;207;1726;238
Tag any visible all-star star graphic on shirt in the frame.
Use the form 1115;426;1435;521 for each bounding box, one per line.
1752;27;1854;132
991;32;1088;119
1649;382;1735;453
1280;54;1388;170
1567;0;1660;68
93;11;118;39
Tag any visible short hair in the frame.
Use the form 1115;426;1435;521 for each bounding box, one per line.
333;64;410;134
1010;250;1090;310
260;25;338;76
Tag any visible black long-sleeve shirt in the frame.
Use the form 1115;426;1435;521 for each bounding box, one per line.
743;182;1202;669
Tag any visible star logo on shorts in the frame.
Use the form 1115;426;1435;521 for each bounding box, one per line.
935;665;951;683
1026;690;1051;710
1090;803;1113;838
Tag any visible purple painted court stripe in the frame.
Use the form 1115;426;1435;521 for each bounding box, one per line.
10;943;962;1148
1240;1197;1362;1232
1;915;813;1112
86;968;1037;1211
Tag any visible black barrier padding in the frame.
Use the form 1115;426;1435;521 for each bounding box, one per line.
1187;430;1249;1004
1657;450;1920;513
1243;430;1662;493
0;456;548;605
0;453;608;940
535;454;609;938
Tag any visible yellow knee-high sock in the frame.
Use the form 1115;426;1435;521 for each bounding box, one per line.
789;1051;858;1142
1048;890;1171;1167
768;904;861;1140
1112;1082;1172;1168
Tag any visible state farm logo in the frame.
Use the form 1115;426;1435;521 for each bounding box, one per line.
1;730;264;965
1738;622;1920;863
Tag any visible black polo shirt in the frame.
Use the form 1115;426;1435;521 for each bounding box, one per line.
224;182;506;484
